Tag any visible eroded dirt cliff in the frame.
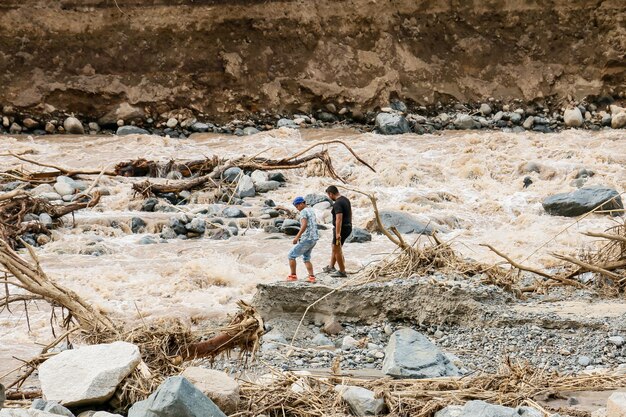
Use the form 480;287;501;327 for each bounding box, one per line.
0;0;624;121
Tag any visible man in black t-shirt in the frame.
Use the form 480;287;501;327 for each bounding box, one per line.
323;185;352;277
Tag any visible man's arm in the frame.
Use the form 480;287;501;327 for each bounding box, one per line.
335;213;343;239
294;217;308;241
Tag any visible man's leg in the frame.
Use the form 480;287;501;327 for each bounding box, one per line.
289;258;297;275
336;244;346;273
304;261;314;276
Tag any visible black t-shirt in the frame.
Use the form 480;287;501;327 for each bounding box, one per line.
331;196;352;228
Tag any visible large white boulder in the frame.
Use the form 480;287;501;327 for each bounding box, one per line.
335;385;386;416
564;107;584;127
180;367;240;414
39;341;141;407
608;392;626;417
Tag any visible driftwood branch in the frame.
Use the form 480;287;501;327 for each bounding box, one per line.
552;253;623;281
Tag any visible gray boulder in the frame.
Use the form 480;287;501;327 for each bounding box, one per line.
38;341;141;406
180;368;239;414
190;122;210;132
222;167;242;183
131;217;146;233
277;118;297;128
346;228;372;243
375;113;410;135
382;328;460;378
116;126;149;136
305;194;331;206
542;187;623;217
185;218;206;234
479;103;492;116
335;385;386;416
242;127;260;135
235;175;255;198
255;180;280;193
453;114;478;130
128;376;226;417
31;399;75;417
612;112;626;129
63;117;84;134
369;211;437;235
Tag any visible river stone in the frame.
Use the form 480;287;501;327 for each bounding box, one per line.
235;175;255;198
479;103;492;116
22;118;39;129
375;113;410;135
453;114;477;130
31;399;75;417
116;126;149;136
542;187;623;217
312;333;333;346
131;217;146;233
564;107;584;127
180;368;240;414
93;413;123;417
251;170;268;184
127;376;226;417
268;172;286;182
222;207;246;218
40;192;63;201
255;180;280;193
38;341;141;406
335;386;386;416
523;116;534;129
382;328;460;378
39;213;53;228
242;126;260;135
222;167;242;183
185;218;206;234
369;211;436;235
53;181;75;197
63;117;84;134
99;102;144;125
346;228;372;243
612;112;626;129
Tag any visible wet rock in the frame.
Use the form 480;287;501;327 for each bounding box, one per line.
222;167;242;183
268;173;286;183
39;341;141;406
323;318;343;335
282;226;300;236
369;211;437;235
141;198;159;212
523;116;534;129
564;107;584;127
235;175;255;198
190;122;210;132
63;117;85;134
180;368;240;414
453;114;478;130
128;376;226;417
578;356;592;366
88;122;100;132
31;399;75;417
166;117;179;128
44;122;56;133
131;217;146;233
542;187;623;217
169;218;187;235
138;236;156;245
608;392;626;417
242;126;260;135
185;218;206;234
335;385;386;416
39;192;63;201
209;228;232;240
346;228;372;243
54;181;75;197
116;126;149;135
509;112;522;124
382;328;460;378
255;181;280;193
609;336;624;347
222;207;246;218
375;113;410;135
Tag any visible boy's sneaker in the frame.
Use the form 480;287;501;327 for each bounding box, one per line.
330;270;347;278
307;275;316;283
322;265;337;273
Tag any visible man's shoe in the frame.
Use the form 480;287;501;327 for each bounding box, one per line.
330;270;347;278
307;275;316;283
322;265;337;273
286;274;298;281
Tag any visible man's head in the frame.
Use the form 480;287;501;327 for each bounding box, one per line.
292;196;306;211
325;185;340;201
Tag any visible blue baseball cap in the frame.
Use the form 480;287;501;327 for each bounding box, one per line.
292;196;305;206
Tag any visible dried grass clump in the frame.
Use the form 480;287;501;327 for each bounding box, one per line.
237;358;626;417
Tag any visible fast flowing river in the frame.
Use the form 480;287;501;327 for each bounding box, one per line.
0;127;624;383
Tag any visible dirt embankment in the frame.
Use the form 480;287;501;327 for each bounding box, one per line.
0;0;624;122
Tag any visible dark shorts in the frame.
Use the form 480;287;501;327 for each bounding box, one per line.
332;226;352;245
